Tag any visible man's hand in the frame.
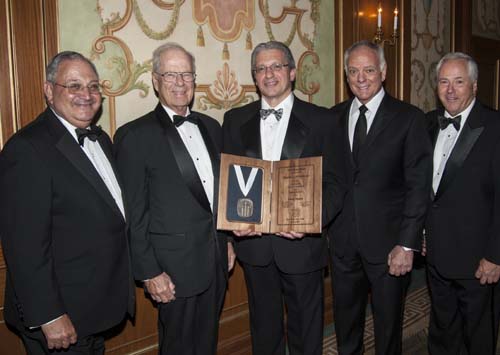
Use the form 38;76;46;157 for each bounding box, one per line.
232;229;262;237
276;231;305;240
475;258;500;285
41;314;77;350
144;272;176;303
388;245;414;276
227;242;236;271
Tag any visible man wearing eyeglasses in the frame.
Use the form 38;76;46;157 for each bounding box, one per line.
222;41;334;355
114;42;234;355
0;51;135;354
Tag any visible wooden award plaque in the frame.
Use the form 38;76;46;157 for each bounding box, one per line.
217;153;322;233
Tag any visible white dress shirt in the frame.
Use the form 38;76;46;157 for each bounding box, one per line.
347;89;417;251
348;88;385;150
55;112;125;218
162;105;215;211
40;110;126;328
432;99;475;193
260;93;294;161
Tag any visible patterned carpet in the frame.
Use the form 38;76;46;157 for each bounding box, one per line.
323;287;431;354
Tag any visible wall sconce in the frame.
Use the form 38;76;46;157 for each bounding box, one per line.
373;2;399;46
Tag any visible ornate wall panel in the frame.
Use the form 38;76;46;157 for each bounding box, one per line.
410;0;451;112
472;0;500;40
56;1;335;353
58;0;334;135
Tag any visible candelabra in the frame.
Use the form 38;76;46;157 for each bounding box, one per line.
373;3;399;46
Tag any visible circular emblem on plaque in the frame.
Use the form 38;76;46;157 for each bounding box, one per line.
237;198;254;218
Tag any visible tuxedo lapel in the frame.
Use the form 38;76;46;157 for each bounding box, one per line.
435;104;484;200
46;112;124;219
155;105;212;213
338;100;356;168
280;109;309;160
197;117;220;213
363;95;398;152
241;111;262;159
429;114;441;148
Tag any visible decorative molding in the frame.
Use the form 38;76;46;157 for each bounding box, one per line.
193;0;254;42
472;0;500;40
410;0;450;111
133;0;183;40
195;63;256;110
259;0;319;50
296;50;320;100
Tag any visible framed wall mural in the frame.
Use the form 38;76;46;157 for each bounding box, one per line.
472;0;500;40
58;0;334;135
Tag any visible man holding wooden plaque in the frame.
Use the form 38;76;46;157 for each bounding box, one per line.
222;41;332;355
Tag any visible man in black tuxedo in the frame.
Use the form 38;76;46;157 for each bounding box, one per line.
114;43;235;355
222;41;334;355
0;51;134;354
327;40;432;355
424;52;500;355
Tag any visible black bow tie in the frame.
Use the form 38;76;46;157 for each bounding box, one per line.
438;115;461;131
260;108;283;121
173;114;198;127
75;126;102;146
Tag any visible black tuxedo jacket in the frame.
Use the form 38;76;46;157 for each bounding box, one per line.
114;103;228;298
0;109;134;337
222;96;332;274
328;94;432;263
425;101;500;279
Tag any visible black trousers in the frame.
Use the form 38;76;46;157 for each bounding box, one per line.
157;264;226;355
330;251;409;355
242;261;324;355
427;264;498;355
20;330;104;355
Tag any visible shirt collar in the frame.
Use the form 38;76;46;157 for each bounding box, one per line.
444;98;476;123
161;104;191;122
51;108;84;143
261;92;294;111
353;87;385;115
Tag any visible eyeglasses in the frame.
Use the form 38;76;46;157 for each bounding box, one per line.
253;63;289;75
54;82;102;94
156;71;196;82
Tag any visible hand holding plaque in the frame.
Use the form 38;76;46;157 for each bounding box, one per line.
217;154;322;233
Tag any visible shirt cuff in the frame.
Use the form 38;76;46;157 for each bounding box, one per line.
30;315;64;329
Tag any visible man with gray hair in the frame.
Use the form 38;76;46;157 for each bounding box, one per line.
222;41;334;355
114;42;235;355
327;40;432;354
0;51;135;354
423;52;500;354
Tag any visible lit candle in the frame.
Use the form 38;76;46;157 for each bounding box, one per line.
377;5;382;28
394;7;398;30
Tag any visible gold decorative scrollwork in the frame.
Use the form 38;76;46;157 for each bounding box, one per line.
296;51;320;100
100;0;133;33
259;0;320;50
133;0;183;40
153;0;186;9
196;63;256;110
93;0;156;134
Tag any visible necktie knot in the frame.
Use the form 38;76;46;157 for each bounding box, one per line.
260;108;283;121
173;114;198;127
75;126;102;146
438;115;461;131
359;105;368;115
